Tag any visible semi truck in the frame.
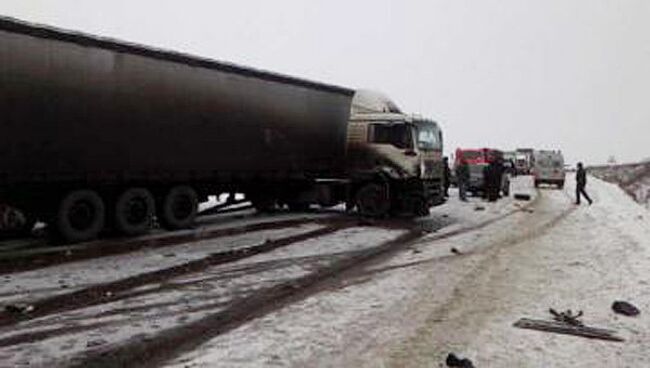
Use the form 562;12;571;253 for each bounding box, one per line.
0;17;444;242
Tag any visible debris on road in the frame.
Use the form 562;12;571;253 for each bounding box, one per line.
514;318;624;342
474;206;485;211
514;194;531;201
3;304;35;315
446;352;476;368
86;339;107;348
612;301;640;317
549;308;584;326
451;247;462;255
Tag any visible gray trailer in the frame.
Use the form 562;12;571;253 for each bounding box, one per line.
0;17;444;242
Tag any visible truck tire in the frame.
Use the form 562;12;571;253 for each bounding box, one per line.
114;188;155;236
356;183;390;217
287;202;310;212
0;207;35;238
159;186;198;230
56;190;106;243
251;195;277;213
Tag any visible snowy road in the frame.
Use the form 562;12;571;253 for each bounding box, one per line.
1;176;648;367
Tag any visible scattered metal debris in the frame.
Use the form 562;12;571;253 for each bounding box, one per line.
86;339;107;348
514;194;531;201
514;318;624;342
4;304;35;315
451;247;462;255
612;301;640;317
446;353;475;368
474;206;485;211
549;308;584;326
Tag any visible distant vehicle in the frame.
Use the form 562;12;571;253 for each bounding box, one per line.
516;148;535;174
454;148;508;195
515;153;531;175
532;150;566;188
0;17;444;242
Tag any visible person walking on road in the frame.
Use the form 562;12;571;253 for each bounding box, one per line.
484;158;501;202
575;162;593;205
456;159;470;201
443;157;451;198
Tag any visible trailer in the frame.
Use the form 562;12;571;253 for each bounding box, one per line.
0;17;444;242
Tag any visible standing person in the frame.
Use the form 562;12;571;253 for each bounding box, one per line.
456;159;470;201
484;158;500;202
443;157;451;198
575;162;593;205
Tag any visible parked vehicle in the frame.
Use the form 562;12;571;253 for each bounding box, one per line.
516;148;534;174
532;150;566;188
454;148;506;195
0;17;444;242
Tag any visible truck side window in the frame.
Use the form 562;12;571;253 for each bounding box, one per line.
369;124;412;149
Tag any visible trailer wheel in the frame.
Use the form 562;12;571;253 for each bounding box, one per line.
356;183;390;217
251;196;277;213
287;201;310;212
114;188;155;236
56;190;105;243
159;186;198;230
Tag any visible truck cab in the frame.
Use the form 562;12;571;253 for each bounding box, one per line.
344;91;444;216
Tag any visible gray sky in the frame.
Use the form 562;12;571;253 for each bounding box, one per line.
2;0;649;164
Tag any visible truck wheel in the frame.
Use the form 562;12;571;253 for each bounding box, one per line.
0;207;35;237
356;183;390;217
251;196;277;213
114;188;155;236
287;202;310;212
159;186;198;230
56;190;105;243
403;194;430;217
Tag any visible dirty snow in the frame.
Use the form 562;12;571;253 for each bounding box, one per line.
166;175;650;368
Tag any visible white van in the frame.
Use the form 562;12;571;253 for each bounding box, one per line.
532;150;566;188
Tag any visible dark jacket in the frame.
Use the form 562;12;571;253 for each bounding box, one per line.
455;162;470;182
576;167;587;187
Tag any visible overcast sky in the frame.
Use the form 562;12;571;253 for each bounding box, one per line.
2;0;649;164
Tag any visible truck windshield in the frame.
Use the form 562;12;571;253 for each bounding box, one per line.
416;124;441;151
369;124;413;149
462;151;483;160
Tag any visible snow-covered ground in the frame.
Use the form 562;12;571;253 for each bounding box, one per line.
1;175;648;368
166;175;650;368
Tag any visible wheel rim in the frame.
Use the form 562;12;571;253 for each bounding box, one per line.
171;193;194;221
68;200;96;231
125;196;149;225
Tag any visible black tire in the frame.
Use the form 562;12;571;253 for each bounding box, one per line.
158;186;198;230
287;202;310;212
56;190;105;243
251;196;277;213
356;183;390;217
114;188;155;236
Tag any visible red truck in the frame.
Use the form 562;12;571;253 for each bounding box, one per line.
454;148;508;195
